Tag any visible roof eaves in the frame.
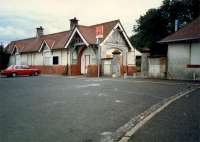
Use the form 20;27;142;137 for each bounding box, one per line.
158;36;200;43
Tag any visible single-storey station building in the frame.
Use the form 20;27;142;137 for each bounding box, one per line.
6;18;141;77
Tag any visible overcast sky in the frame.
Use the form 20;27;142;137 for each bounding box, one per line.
0;0;163;45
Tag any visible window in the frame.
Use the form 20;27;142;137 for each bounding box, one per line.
15;65;22;69
43;51;52;65
72;50;78;64
191;43;200;65
53;56;59;65
41;44;49;51
22;65;30;69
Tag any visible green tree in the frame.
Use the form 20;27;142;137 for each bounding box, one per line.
0;43;10;69
131;0;200;55
131;9;168;55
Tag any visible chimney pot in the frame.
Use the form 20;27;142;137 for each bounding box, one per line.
36;26;44;37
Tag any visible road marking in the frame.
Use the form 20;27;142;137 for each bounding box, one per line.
75;83;100;88
115;100;122;103
98;93;108;97
115;87;199;142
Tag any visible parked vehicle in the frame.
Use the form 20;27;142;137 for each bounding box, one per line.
1;65;40;77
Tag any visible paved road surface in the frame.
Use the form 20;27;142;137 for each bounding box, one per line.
129;88;200;142
0;76;195;142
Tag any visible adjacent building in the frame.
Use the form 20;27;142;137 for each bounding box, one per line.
6;18;141;77
159;16;200;80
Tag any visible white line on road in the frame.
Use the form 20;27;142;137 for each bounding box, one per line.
117;87;199;142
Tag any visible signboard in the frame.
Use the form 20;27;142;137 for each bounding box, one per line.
96;25;104;39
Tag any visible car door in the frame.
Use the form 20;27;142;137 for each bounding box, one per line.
22;65;32;75
15;65;24;75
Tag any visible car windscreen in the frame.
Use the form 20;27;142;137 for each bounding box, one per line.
7;65;14;69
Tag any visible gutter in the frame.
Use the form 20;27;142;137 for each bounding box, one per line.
158;37;200;44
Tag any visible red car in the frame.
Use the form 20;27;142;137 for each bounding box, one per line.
1;65;40;77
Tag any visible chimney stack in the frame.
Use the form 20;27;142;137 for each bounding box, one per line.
70;17;79;30
36;26;44;37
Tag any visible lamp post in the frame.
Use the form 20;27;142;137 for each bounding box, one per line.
96;25;103;78
96;38;101;78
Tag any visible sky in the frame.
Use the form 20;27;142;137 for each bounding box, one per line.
0;0;163;45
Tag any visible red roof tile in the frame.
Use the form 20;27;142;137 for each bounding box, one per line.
78;20;119;44
159;16;200;43
6;20;119;54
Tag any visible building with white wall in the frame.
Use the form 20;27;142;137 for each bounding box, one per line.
6;18;141;76
159;16;200;80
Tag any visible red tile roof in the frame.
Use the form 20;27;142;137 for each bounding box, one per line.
159;16;200;43
6;20;119;54
79;20;119;44
6;31;71;53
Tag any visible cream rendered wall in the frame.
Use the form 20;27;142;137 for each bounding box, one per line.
168;42;200;80
191;42;200;64
168;43;190;79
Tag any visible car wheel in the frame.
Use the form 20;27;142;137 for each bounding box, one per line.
12;72;17;77
34;71;39;76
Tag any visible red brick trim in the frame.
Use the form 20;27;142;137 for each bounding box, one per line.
187;64;200;68
31;65;67;74
123;65;137;76
87;64;99;77
68;64;81;75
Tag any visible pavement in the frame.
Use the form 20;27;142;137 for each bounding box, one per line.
0;75;198;142
128;88;200;142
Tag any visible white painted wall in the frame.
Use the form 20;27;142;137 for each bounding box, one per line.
52;50;61;65
16;54;21;65
35;52;44;65
81;47;97;74
148;57;166;78
21;54;28;65
127;52;135;65
103;60;112;75
101;29;135;65
61;49;68;65
27;54;32;65
9;55;15;65
9;49;69;66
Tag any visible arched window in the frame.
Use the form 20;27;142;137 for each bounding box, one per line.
42;44;52;65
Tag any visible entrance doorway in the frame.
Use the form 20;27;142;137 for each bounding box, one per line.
112;50;122;77
85;55;90;74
